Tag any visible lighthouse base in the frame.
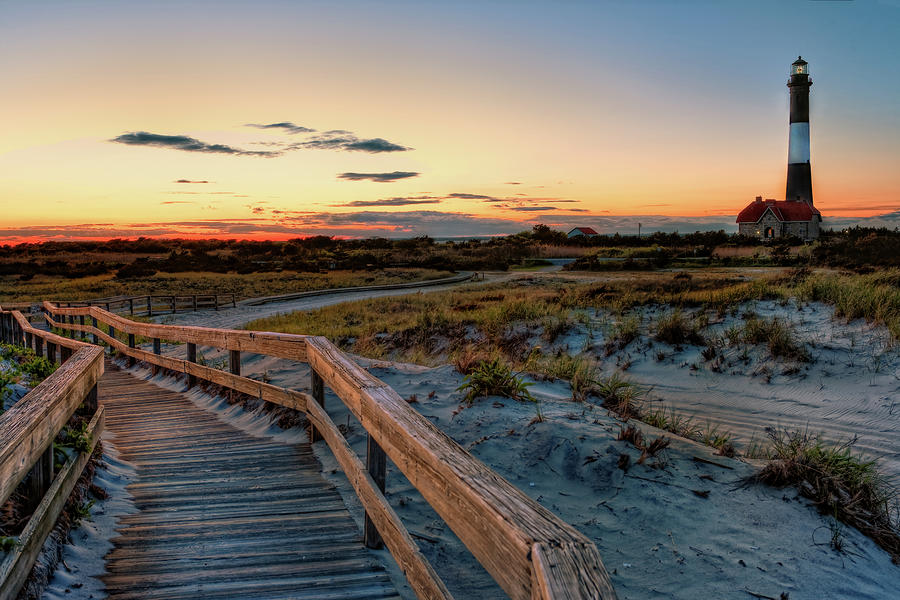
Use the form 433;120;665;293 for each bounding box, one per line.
785;162;813;205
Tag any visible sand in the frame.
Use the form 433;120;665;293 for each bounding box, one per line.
38;272;900;599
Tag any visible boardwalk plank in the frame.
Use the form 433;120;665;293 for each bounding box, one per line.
98;361;397;599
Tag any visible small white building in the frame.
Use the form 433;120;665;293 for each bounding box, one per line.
567;227;599;238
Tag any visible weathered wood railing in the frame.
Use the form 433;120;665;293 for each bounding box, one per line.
56;293;236;317
41;301;616;599
0;307;104;600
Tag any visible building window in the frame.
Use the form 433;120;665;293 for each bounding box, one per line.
765;227;775;239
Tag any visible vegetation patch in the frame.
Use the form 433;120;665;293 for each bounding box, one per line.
741;317;811;362
654;309;706;346
752;428;900;562
457;358;534;404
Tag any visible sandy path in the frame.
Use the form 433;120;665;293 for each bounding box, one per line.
158;271;505;330
622;301;900;484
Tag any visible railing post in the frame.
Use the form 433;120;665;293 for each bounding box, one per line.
153;338;161;376
232;294;236;308
192;295;197;312
92;316;99;345
229;350;240;376
128;333;136;367
25;330;33;350
61;345;72;363
83;383;98;414
129;298;134;315
365;435;387;549
186;342;197;388
171;296;176;314
0;313;7;343
25;444;54;512
47;341;57;364
147;296;152;317
35;336;44;358
69;315;75;338
108;326;116;355
79;315;85;340
309;369;325;443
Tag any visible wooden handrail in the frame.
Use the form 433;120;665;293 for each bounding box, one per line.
0;309;104;600
41;302;616;599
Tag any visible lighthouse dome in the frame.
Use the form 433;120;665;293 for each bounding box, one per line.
792;56;808;75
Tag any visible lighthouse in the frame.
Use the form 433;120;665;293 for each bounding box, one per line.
736;57;821;240
786;56;813;206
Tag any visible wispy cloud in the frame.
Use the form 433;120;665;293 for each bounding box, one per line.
448;192;499;200
338;171;420;183
340;196;441;207
160;201;194;205
111;132;281;157
295;134;410;153
175;179;210;184
245;122;315;134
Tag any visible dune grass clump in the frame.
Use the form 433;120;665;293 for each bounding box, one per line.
796;270;900;340
596;372;646;418
457;358;534;405
754;428;900;561
654;309;706;346
742;317;810;362
605;313;641;354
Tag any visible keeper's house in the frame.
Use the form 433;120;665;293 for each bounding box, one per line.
736;196;821;240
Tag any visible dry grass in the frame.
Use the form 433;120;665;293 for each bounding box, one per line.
753;428;900;562
0;268;452;303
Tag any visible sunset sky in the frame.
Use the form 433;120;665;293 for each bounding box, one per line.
1;0;898;242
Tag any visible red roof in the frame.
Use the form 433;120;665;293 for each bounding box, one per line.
736;200;821;223
571;227;598;235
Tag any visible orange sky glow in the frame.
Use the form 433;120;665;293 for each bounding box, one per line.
1;2;897;243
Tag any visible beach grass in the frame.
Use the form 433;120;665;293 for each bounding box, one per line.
753;428;900;561
0;268;453;304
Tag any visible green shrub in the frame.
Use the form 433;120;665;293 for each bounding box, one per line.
457;358;534;404
21;356;56;382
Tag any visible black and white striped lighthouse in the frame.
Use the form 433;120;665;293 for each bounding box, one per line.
786;56;813;206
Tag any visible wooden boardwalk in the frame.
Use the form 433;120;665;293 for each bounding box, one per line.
97;362;400;600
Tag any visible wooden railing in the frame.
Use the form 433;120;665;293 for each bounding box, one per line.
0;308;104;600
56;293;236;317
41;301;617;599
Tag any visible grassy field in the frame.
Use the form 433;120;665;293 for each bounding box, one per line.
246;268;900;366
0;268;453;303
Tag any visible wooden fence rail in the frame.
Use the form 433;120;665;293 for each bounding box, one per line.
41;301;616;599
56;293;236;317
0;307;104;600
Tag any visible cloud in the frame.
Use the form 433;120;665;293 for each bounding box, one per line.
175;179;210;184
245;122;315;134
505;182;521;185
448;193;499;201
340;196;441;207
338;171;420;183
508;206;559;212
111;132;281;157
295;134;410;153
160;201;194;205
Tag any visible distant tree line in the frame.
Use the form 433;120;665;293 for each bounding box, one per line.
1;226;896;279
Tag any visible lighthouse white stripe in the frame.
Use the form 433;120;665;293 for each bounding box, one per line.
788;122;810;163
